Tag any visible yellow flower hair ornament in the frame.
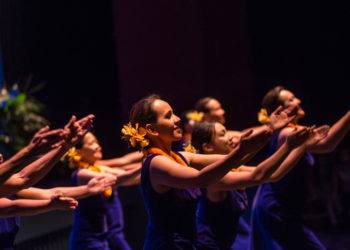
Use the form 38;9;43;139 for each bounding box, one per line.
121;122;149;149
62;147;82;168
257;108;270;124
186;111;204;123
183;142;197;153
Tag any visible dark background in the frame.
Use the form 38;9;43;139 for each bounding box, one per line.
1;0;349;249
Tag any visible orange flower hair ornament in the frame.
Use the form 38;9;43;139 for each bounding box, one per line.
121;123;149;149
186;111;204;124
257;108;270;124
183;142;197;153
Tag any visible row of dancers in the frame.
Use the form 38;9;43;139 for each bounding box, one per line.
0;86;349;249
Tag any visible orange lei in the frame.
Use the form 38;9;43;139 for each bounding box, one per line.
147;147;188;166
77;161;113;198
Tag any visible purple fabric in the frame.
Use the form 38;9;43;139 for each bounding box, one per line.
141;152;201;249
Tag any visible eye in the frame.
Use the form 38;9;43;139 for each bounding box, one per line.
165;111;172;119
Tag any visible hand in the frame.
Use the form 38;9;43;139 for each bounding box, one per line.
50;195;78;210
285;126;309;148
0;154;3;163
239;127;272;151
305;125;330;148
87;175;116;195
27;126;65;154
62;114;95;147
268;105;297;131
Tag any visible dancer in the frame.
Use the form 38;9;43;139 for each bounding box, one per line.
123;94;294;249
191;121;327;249
250;86;350;250
68;132;140;250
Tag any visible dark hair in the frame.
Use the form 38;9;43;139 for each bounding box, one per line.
129;94;161;127
191;122;215;153
261;86;285;114
194;97;215;114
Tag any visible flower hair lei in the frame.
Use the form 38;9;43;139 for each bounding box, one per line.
121;123;149;150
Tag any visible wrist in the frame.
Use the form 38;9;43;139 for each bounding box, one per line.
265;123;275;133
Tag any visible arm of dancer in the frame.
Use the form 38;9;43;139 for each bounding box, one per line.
0;115;94;197
75;163;141;187
215;125;329;190
180;127;269;170
16;176;116;200
96;151;143;168
147;132;266;191
309;111;350;153
0;196;77;217
99;163;141;186
0;127;64;184
207;127;310;190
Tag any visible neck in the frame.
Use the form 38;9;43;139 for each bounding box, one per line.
151;139;173;153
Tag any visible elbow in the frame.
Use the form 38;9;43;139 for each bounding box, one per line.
192;173;212;188
268;175;282;183
251;170;269;185
12;174;32;190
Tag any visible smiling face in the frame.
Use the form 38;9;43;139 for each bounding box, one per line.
209;122;236;154
149;99;183;142
204;98;226;124
279;89;305;120
78;132;103;164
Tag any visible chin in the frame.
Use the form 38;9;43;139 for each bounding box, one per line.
218;116;225;125
298;110;305;118
95;153;103;160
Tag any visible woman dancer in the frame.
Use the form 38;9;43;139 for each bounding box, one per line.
191;121;327;249
123;94;297;249
250;86;350;250
68;132;140;250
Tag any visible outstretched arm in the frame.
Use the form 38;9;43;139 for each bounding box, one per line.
96;151;143;168
0;127;64;184
0;114;95;196
309;111;350;153
16;175;116;200
208;127;309;190
0;196;77;217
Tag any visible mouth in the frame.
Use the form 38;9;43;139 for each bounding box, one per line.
174;127;183;134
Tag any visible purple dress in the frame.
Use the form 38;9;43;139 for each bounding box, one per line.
69;170;131;250
0;196;20;250
141;152;201;249
250;133;326;250
196;189;248;249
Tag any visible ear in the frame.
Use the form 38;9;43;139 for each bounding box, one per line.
145;124;158;136
202;142;214;153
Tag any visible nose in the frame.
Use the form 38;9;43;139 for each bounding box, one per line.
174;114;181;124
295;98;301;105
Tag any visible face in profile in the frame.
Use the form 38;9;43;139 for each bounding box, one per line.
279;89;305;119
78;132;103;164
149;99;183;142
203;122;235;154
204;99;226;124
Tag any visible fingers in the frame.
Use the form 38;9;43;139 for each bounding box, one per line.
59;196;78;209
271;106;283;115
36;125;50;135
240;129;253;139
285;104;298;116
